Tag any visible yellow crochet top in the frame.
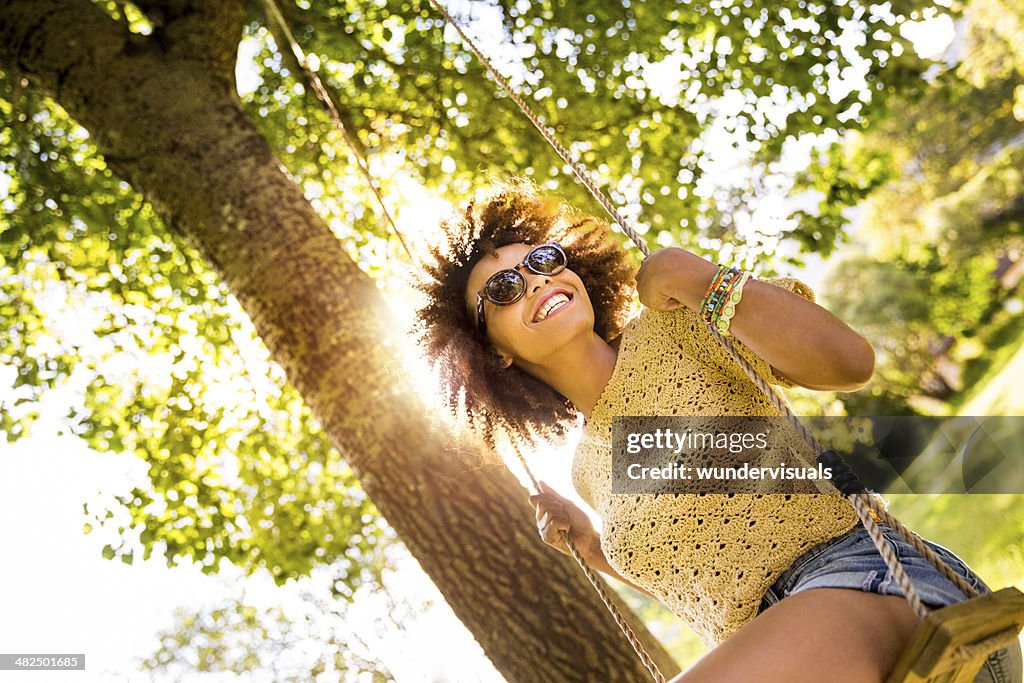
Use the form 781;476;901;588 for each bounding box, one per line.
570;277;859;646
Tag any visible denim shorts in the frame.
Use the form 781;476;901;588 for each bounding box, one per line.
757;522;1023;683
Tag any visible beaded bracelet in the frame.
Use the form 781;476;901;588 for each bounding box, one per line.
700;265;739;325
712;271;750;337
700;265;751;337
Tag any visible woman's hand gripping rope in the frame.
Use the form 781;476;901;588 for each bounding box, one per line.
528;481;600;562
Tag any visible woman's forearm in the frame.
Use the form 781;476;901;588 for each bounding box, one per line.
662;250;875;391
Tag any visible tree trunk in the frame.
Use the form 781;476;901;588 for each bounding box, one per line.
0;1;681;680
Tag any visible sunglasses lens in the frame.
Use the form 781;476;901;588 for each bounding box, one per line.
526;245;565;274
485;271;525;303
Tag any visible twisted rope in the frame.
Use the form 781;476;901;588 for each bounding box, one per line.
869;499;980;600
261;0;414;261
850;495;928;619
508;440;667;683
424;0;651;259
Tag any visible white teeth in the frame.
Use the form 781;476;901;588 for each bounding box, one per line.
537;293;570;321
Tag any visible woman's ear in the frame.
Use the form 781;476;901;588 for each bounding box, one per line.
496;350;514;369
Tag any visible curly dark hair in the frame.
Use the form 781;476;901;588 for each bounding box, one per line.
412;178;637;452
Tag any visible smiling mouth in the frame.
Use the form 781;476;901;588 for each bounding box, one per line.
534;292;573;322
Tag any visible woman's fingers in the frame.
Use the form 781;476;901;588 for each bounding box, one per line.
529;492;558;507
529;493;566;520
538;507;572;548
540;516;570;547
536;507;569;540
528;483;588;554
537;509;569;531
537;480;568;501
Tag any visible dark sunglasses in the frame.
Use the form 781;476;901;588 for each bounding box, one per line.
476;242;568;335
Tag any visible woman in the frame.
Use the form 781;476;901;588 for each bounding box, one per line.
413;178;1022;683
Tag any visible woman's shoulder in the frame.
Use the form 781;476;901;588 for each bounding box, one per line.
604;307;682;366
622;305;694;342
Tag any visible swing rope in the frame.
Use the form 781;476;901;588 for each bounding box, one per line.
259;0;414;261
506;436;670;682
260;1;997;680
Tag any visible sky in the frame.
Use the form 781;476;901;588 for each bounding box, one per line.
0;6;960;682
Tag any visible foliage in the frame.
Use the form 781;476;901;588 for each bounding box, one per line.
886;494;1024;592
0;0;952;583
5;0;1023;675
949;302;1024;415
789;138;897;258
238;0;944;264
0;71;389;592
139;571;407;681
825;251;999;413
815;0;1024;412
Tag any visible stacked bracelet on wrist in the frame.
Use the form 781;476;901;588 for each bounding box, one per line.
700;265;752;337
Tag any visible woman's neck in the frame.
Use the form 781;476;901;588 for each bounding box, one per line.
517;333;619;421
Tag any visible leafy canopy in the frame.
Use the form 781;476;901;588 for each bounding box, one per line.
0;0;949;583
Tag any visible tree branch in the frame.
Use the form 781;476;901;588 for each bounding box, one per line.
0;0;126;98
0;0;245;100
132;0;246;86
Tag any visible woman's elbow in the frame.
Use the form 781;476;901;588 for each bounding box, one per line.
837;338;875;391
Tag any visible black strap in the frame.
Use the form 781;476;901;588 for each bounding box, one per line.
818;449;868;496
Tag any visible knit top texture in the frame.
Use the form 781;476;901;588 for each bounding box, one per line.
570;277;859;646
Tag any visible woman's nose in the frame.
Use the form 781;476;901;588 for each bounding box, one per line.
524;273;552;295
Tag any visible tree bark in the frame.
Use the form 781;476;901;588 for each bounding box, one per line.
0;1;681;680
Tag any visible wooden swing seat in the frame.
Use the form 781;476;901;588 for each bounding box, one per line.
887;587;1024;683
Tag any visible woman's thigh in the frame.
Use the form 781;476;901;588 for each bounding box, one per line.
678;587;919;683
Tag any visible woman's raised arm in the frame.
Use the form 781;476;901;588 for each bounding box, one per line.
634;248;875;392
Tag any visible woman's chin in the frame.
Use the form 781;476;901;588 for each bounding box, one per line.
538;316;594;350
